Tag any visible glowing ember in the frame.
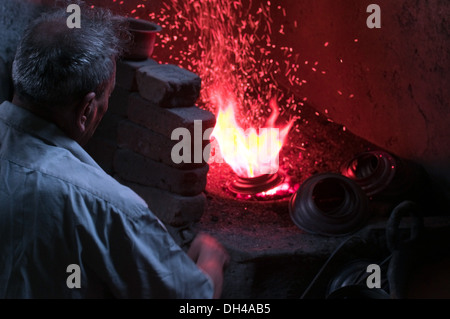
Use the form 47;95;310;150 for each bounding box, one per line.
230;174;299;200
237;182;298;200
260;182;291;196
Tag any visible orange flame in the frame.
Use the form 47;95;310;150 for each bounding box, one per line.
211;91;293;178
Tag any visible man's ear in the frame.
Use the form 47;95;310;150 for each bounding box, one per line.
76;92;96;132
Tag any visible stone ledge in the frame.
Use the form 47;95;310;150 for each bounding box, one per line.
198;199;450;298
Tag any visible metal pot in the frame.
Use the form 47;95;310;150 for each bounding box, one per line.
340;150;426;201
340;150;397;198
124;18;162;61
289;173;370;236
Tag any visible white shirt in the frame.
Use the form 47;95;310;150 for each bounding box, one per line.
0;101;213;298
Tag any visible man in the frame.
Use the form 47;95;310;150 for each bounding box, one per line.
0;5;229;298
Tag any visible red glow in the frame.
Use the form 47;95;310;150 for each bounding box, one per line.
148;0;305;126
105;0;366;198
235;179;299;200
211;92;294;178
103;0;360;132
152;0;298;179
257;180;298;197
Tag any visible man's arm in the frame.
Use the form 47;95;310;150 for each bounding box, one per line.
187;233;230;299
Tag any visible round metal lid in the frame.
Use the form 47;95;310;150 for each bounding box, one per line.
289;173;370;236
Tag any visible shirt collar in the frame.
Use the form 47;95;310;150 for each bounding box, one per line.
0;100;101;169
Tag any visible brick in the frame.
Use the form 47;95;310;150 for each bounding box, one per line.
136;64;201;108
118;120;210;169
127;93;216;138
84;137;117;175
114;148;209;196
116;58;158;91
108;86;131;117
119;180;207;226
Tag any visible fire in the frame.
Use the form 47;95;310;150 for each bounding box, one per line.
211;90;293;178
98;0;362;199
105;0;302;195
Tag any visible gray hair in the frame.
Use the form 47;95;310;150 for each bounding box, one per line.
12;3;129;108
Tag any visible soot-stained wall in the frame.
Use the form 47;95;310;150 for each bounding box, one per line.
267;0;449;196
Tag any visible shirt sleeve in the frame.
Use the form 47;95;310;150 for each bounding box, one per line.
72;197;214;299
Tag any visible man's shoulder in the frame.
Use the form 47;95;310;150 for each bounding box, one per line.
0;101;151;219
64;161;149;216
3;142;149;220
48;157;150;219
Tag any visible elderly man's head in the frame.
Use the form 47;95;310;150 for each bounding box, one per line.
11;5;128;145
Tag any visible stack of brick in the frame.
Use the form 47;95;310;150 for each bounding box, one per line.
84;58;216;238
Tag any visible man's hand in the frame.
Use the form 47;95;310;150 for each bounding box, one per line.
188;232;230;299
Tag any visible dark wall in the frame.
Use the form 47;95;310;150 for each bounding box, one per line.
266;0;449;195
